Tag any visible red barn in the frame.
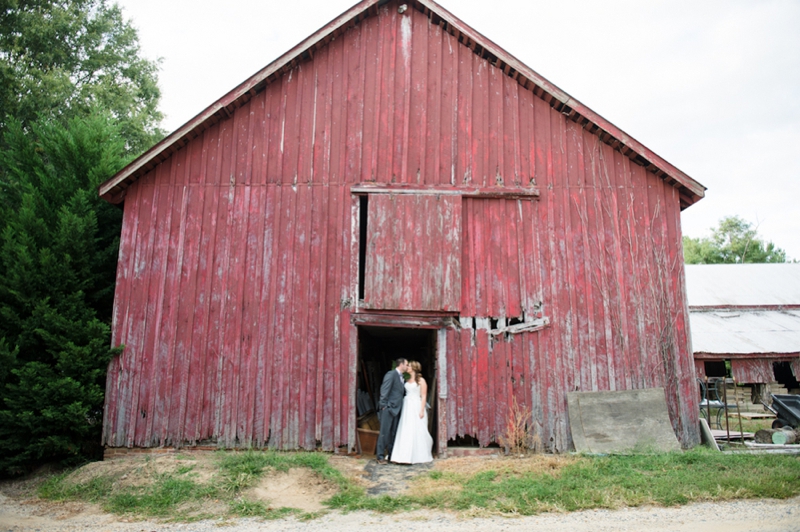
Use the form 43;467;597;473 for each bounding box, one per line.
99;0;706;454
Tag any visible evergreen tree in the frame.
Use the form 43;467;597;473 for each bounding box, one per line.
683;216;787;264
0;113;126;475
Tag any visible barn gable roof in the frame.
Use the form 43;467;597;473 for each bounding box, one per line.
99;0;706;208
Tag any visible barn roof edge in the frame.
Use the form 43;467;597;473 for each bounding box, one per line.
98;0;706;208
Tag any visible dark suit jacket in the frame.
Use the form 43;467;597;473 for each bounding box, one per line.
378;369;405;416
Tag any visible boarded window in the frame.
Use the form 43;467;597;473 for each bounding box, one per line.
362;193;461;311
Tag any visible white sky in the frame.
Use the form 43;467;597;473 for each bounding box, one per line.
116;0;800;260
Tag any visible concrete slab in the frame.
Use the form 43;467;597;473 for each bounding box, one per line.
567;388;681;453
699;418;720;451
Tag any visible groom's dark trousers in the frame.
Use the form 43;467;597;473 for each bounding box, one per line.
376;368;404;461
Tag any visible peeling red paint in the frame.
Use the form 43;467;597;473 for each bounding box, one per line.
102;1;700;452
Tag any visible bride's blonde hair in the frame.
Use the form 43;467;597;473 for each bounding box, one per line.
408;361;422;383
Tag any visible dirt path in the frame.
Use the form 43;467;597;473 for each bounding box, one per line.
1;491;798;531
1;453;798;531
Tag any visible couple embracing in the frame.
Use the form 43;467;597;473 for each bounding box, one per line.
375;358;434;464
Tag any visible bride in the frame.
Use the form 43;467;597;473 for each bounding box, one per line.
390;360;433;464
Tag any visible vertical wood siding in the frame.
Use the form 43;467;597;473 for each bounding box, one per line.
730;359;776;383
364;194;461;311
104;3;699;451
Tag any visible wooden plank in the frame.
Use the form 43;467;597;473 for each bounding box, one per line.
463;328;476;437
456;43;473;185
233;101;257;445
345;22;365;184
346;192;361;451
398;8;412;183
406;7;427;184
472;50;488;186
237;182;262;446
313;184;331;444
113;179;152;446
438;21;456;185
460;198;474;316
376;3;396;183
187;136;221;444
172;144;205;444
305;186;324;446
361;9;380;183
321;183;341;449
297;62;316;184
102;171;140;446
254;185;277;444
425;16;443;185
476;326;490;445
576;128;604;392
504;75;521;187
202;123;231;442
488;64;502;187
504;198;521;317
153;160;185;445
266;79;283;183
282;66;302;186
293;185;314;448
351;183;539;197
132;164;165;445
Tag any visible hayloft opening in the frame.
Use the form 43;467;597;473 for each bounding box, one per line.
356;325;438;456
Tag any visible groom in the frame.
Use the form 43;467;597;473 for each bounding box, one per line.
375;357;408;464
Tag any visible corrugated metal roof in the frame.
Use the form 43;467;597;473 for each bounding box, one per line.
690;309;800;355
685;264;800;308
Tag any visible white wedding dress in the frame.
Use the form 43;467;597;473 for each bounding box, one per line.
390;381;433;463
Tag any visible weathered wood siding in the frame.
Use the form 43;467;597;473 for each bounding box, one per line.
363;194;461;311
103;3;699;451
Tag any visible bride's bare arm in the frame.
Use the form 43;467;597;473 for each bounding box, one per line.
419;378;427;418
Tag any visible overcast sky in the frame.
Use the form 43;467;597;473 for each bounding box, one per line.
116;0;800;260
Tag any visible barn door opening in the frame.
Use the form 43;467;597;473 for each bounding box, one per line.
356;325;439;455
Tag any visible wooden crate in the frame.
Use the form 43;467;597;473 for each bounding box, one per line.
357;428;379;456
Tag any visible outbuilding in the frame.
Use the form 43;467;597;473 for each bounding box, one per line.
688;263;800;400
99;0;706;454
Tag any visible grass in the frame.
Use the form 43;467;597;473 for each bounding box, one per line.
327;448;800;515
34;447;800;521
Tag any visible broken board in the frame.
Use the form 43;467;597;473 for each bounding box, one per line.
567;388;681;453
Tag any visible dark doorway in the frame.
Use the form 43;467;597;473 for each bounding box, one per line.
773;361;800;393
356;326;438;454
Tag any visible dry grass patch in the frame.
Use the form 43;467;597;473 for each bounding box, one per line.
409;454;577;499
432;454;576;477
64;453;217;492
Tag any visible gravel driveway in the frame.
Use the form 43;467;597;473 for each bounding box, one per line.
2;492;798;532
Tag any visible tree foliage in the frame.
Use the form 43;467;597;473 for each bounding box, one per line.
0;0;163;476
0;0;163;152
0;114;126;475
683;216;787;264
